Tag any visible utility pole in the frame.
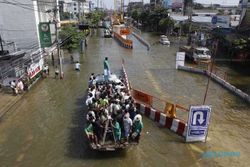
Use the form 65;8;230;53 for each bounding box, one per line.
53;6;64;79
187;1;193;45
78;0;81;23
0;35;4;54
203;40;218;104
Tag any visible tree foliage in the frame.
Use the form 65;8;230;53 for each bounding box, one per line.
86;11;107;27
60;12;71;20
131;6;172;32
59;25;86;50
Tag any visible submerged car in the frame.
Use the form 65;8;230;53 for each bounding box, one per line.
159;35;170;45
104;29;112;38
193;47;211;61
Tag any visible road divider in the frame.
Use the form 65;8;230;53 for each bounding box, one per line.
130;27;150;50
178;65;250;104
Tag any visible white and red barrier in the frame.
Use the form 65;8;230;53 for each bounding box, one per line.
122;64;187;137
122;64;131;94
135;102;187;137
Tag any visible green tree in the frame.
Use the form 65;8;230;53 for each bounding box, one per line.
86;11;106;27
131;10;139;21
59;25;86;50
60;12;71;20
159;17;174;34
148;6;169;31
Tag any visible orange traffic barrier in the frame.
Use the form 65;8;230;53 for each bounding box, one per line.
132;89;153;107
131;88;189;122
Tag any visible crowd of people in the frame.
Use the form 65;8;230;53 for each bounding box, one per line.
85;72;143;148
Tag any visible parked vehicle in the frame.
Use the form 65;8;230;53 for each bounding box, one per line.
104;29;112;38
159;35;170;45
179;46;211;62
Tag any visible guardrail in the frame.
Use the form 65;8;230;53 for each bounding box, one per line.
130;26;141;35
178;65;250;104
131;88;189;123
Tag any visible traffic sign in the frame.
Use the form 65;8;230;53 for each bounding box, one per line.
186;105;212;142
211;16;217;24
176;52;185;69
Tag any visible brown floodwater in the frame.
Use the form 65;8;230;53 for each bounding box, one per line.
0;29;249;167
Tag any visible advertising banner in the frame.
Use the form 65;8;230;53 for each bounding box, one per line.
39;22;52;48
27;59;43;79
211;16;230;28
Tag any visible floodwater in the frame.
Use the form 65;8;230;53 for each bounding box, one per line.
0;29;250;167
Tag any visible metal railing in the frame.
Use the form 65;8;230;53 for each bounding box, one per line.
131;88;189;123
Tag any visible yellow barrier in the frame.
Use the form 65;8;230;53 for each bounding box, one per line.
132;89;153;107
131;88;188;122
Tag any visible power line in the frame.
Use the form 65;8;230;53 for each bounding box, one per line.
0;0;56;13
0;34;73;79
0;28;37;32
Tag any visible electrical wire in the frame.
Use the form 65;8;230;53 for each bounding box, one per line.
0;34;73;78
0;0;57;14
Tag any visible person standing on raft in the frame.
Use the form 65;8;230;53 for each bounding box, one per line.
103;57;110;81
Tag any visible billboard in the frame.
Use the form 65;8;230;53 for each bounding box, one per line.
212;16;230;28
172;0;183;9
38;22;52;48
163;0;183;9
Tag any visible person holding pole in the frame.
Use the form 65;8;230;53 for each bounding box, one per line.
103;57;110;81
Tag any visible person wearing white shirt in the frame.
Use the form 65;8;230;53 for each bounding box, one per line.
17;80;24;93
75;61;80;71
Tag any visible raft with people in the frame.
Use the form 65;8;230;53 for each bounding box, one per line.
84;69;143;151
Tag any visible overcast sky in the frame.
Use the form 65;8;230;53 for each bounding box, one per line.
97;0;240;9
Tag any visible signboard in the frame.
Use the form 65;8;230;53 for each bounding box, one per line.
120;29;130;35
211;16;217;24
176;52;185;69
39;22;52;48
27;59;43;79
186;105;212;142
211;16;230;28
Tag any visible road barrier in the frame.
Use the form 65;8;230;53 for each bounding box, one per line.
130;26;141;35
131;31;151;50
113;32;133;49
121;64;188;137
178;65;250;104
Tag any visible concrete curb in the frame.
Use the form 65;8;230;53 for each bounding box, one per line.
132;32;151;50
178;65;250;104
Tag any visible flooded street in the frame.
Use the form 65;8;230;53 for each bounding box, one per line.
0;29;250;167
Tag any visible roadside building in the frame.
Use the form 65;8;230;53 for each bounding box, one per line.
62;0;90;20
0;0;58;87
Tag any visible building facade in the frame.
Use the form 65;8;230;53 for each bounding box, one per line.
61;0;90;20
0;0;58;83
